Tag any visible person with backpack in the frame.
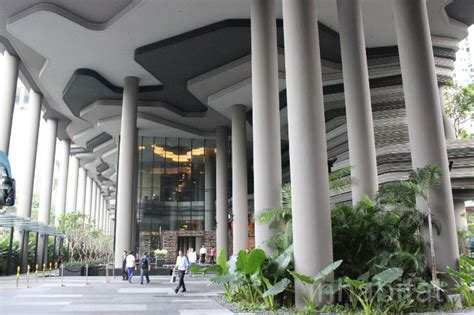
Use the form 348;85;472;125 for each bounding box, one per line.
140;252;151;285
174;250;189;293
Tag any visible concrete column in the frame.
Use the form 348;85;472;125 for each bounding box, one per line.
95;188;101;226
16;89;41;269
55;139;70;223
232;105;248;253
90;181;97;223
0;50;19;155
101;197;106;230
37;118;58;266
97;193;104;229
392;0;459;272
76;167;86;213
216;126;229;257
114;76;139;268
454;199;468;253
283;0;334;306
66;156;79;213
84;176;92;218
204;148;216;231
251;0;282;253
195;236;203;253
16;90;42;219
454;199;467;232
337;0;378;202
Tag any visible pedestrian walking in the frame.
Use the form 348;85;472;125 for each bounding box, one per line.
121;250;128;281
199;245;207;264
209;246;216;264
140;252;151;285
188;248;197;277
174;250;189;294
126;251;136;283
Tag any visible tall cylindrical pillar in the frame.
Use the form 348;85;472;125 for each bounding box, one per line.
204;148;216;231
114;76;139;268
66;156;79;213
454;199;467;232
95;187;101;226
76;167;86;213
283;0;334;306
0;51;20;155
337;0;378;203
84;176;92;218
55;139;70;223
16;90;42;219
232;105;248;253
90;181;97;223
37;118;58;266
16;89;42;269
392;0;459;272
216;126;229;257
251;0;282;253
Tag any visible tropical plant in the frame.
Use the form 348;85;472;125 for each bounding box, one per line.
290;260;342;312
57;212;112;263
378;164;443;281
447;255;474;307
256;166;355;254
444;81;474;139
154;249;168;260
331;268;404;314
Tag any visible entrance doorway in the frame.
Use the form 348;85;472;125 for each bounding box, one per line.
177;236;204;253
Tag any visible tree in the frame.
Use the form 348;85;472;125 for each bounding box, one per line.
444;82;474;138
378;164;443;281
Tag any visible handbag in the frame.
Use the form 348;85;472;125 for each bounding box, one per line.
170;270;177;283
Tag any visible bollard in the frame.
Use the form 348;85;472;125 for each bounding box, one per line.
49;262;52;277
105;264;108;283
112;263;115;279
54;262;58;277
85;263;89;285
26;265;30;288
42;263;46;281
35;264;38;283
16;266;20;289
60;265;65;287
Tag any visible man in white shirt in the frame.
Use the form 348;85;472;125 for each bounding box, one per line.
125;252;136;283
188;248;197;277
199;245;207;264
174;250;189;293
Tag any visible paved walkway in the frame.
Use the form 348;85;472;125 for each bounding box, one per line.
0;273;239;314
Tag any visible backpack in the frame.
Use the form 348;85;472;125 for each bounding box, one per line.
140;256;149;269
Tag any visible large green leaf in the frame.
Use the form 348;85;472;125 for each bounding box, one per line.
275;245;293;272
448;266;474;284
345;277;368;289
357;272;370;282
217;249;227;273
245;248;266;275
313;260;343;283
322;278;346;295
263;278;291;298
235;250;248;272
290;270;314;285
372;267;403;287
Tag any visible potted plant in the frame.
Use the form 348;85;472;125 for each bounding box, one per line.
154;249;168;266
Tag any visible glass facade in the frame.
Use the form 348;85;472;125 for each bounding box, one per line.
136;136;216;252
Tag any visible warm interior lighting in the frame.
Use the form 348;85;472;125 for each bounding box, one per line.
151;145;206;162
